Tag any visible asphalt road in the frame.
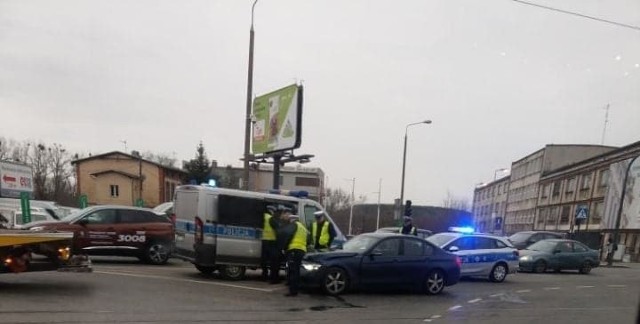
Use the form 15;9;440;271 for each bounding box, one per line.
1;257;638;324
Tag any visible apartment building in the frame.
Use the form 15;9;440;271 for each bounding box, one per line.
473;175;510;234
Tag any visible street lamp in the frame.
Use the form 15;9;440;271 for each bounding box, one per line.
242;0;259;191
399;120;432;217
607;155;640;266
345;177;356;236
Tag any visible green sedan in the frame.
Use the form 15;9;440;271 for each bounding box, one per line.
518;239;599;274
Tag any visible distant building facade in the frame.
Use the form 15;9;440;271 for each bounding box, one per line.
473;175;510;235
504;145;616;234
73;151;186;207
208;161;325;202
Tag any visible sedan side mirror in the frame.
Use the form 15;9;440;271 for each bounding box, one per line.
448;246;460;252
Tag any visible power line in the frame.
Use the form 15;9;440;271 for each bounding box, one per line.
511;0;640;32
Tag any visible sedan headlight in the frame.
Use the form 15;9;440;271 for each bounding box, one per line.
30;226;45;231
519;256;531;261
302;262;322;271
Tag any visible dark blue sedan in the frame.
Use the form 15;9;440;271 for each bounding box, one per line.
300;233;461;295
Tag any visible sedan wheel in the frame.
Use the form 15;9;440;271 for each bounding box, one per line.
579;262;592;274
489;263;508;282
425;270;445;295
323;267;348;296
534;260;547;273
144;242;170;265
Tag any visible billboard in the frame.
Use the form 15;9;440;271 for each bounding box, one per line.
252;84;303;155
0;161;34;198
602;157;640;230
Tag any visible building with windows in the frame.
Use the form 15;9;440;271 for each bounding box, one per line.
473;175;510;235
504;145;616;234
535;141;640;261
208;161;325;202
73;151;186;207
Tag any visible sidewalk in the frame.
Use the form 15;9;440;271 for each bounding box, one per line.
599;261;640;269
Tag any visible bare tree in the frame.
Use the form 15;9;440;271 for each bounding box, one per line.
441;190;471;211
142;151;177;168
47;143;73;202
29;142;50;200
323;187;352;216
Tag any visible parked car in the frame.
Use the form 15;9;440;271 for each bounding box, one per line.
300;233;461;296
23;205;174;265
375;227;433;239
427;232;519;282
508;231;565;250
518;239;599;274
153;202;173;218
0;207;56;229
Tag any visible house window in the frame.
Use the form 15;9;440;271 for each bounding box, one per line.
110;185;119;198
295;177;319;187
592;201;604;224
552;181;561;196
560;206;571;224
581;174;592;190
598;169;609;187
566;178;576;194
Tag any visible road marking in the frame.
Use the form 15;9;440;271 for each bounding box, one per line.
607;285;626;288
431;315;442;319
468;298;482;304
94;270;274;292
489;293;504;298
423;320;432;323
544;287;560;290
577;285;595;289
448;305;463;311
516;289;531;293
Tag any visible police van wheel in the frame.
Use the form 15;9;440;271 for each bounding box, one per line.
195;265;216;275
221;265;246;280
322;267;348;296
425;269;445;295
143;241;170;265
489;263;508;282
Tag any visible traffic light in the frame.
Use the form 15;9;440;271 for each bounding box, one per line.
404;200;412;217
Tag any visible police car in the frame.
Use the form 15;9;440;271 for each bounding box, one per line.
426;228;518;282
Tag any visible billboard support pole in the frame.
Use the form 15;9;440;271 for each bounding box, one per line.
608;154;639;266
272;154;281;190
243;0;258;191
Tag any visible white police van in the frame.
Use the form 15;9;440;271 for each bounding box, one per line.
172;185;346;280
427;228;519;282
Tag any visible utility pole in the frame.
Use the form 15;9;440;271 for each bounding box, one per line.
243;0;259;191
348;178;355;236
376;178;382;230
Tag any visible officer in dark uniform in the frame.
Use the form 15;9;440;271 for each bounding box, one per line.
261;205;281;282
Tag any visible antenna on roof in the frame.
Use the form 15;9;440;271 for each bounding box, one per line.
601;104;609;145
120;140;128;152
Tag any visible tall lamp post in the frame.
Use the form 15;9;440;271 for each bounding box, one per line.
346;178;356;236
242;0;259;191
399;120;432;216
607;155;640;266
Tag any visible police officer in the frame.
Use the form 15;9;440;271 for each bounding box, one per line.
399;216;418;236
281;213;308;297
312;211;336;251
261;205;281;282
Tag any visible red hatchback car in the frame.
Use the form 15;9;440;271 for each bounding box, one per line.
24;205;174;265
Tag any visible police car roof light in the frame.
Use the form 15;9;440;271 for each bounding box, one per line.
268;189;309;198
449;226;475;234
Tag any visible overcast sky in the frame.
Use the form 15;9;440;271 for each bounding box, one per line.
1;0;639;206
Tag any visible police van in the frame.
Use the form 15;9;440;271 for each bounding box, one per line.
172;185;346;280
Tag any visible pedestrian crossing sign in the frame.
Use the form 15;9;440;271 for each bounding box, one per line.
575;205;588;220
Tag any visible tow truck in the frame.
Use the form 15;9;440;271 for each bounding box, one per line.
0;229;91;274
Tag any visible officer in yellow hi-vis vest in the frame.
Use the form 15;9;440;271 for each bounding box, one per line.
261;205;281;283
312;211;336;251
281;214;308;297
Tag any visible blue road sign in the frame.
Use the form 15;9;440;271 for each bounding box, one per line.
575;205;589;220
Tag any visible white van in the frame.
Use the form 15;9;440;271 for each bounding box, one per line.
172;185;346;280
0;198;62;220
0;206;56;229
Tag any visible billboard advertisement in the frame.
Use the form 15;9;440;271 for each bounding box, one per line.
0;161;34;198
602;157;640;230
252;84;303;155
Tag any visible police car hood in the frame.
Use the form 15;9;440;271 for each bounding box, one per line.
304;251;359;262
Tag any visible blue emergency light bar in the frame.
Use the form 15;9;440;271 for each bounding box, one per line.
268;189;309;198
448;226;475;234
